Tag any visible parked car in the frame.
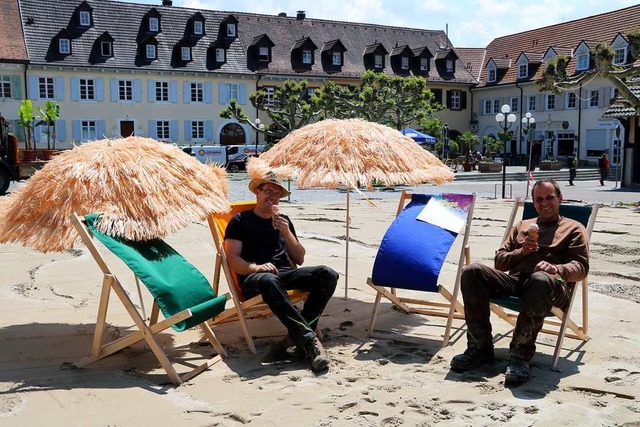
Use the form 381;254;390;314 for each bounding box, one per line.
226;153;258;173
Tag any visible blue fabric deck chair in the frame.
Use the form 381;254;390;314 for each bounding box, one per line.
367;190;476;346
70;213;228;386
490;197;599;368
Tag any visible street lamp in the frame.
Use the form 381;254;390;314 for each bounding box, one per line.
522;112;536;198
495;104;517;198
254;118;265;156
442;123;449;160
615;123;621;188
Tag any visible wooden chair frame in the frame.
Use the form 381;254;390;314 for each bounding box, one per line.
208;201;309;354
367;190;475;346
70;213;227;386
490;197;599;368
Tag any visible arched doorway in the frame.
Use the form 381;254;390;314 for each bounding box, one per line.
219;123;246;146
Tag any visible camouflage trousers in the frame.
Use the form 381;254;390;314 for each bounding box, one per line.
460;263;570;362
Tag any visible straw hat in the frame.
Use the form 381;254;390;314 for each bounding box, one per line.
248;175;290;197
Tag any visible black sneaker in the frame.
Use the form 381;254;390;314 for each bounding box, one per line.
450;346;495;372
505;359;530;386
304;337;330;372
261;336;296;363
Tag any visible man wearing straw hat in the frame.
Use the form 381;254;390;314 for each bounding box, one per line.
225;175;338;372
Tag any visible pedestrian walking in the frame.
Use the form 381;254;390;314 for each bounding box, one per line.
598;153;610;186
568;152;578;185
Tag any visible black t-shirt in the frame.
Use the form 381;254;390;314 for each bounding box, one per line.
224;209;297;283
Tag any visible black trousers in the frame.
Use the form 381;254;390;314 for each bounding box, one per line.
460;263;570;362
241;266;338;347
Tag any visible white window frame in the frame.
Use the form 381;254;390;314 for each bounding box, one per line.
546;94;555;111
518;63;528;79
0;75;11;99
215;48;225;62
487;67;496;82
38;76;54;99
420;57;428;71
450;90;461;110
146;44;156;60
446;59;454;72
118;79;133;101
307;87;317;98
79;78;95;101
157;120;170;140
374;54;383;68
264;87;274;105
193;21;203;35
100;41;111;57
191;120;205;141
190;82;204;103
81;120;97;140
226;23;236;37
226;83;239;103
576;53;589;71
155;81;169;102
510;97;518;113
332;51;341;66
258;46;269;61
302;50;312;64
149;17;159;32
401;57;409;70
79;11;91;26
528;95;536;111
613;47;626;65
59;38;70;54
492;99;500;114
589;89;599;108
483;100;492;115
566;92;576;109
181;46;191;61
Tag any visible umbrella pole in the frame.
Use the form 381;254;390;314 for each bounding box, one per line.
344;187;350;300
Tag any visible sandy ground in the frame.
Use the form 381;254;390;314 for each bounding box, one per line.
1;194;639;426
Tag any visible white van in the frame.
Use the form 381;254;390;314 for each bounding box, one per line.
193;146;227;165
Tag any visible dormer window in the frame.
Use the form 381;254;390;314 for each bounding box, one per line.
101;41;112;57
613;47;626;65
194;21;203;35
259;46;269;61
374;54;383;68
149;17;159;32
227;23;236;37
146;44;156;59
518;63;528;78
332;51;341;65
181;46;191;61
59;38;71;54
401;57;409;69
446;59;454;73
488;68;496;82
302;50;312;64
216;48;225;62
420;58;428;71
576;53;589;71
79;11;91;26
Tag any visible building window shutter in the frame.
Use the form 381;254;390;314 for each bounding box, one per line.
132;80;141;102
169;80;178;103
148;120;157;139
183;81;191;104
460;92;467;109
446;90;452;108
204;82;213;104
56;119;66;142
170;120;178;141
71;77;80;101
239;83;247;105
96;78;104;102
205;120;213;141
72;120;82;141
148;80;155;102
110;78;119;101
28;75;39;99
54;77;65;100
218;83;228;104
432;89;442;104
96;120;106;138
184;120;192;141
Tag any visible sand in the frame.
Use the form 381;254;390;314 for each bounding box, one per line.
1;195;639;426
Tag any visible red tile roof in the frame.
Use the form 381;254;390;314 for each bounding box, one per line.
481;4;640;86
455;47;485;81
0;0;28;62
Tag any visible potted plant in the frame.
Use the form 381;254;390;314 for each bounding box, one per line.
539;156;563;170
478;159;503;172
17;100;37;161
36;100;61;160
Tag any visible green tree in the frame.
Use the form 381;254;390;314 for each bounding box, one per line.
36;100;61;150
17;99;36;151
314;70;444;130
219;79;320;141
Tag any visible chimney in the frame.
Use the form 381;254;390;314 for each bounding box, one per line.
296;10;305;20
162;0;172;6
278;12;287;17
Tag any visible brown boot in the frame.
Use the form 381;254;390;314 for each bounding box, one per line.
304;337;330;372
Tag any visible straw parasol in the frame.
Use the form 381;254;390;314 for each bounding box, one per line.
0;136;230;252
248;118;454;298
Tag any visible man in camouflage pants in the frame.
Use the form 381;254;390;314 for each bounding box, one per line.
450;179;589;386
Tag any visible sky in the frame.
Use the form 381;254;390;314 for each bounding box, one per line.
130;0;638;47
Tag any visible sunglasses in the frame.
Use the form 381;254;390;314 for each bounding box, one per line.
260;188;282;198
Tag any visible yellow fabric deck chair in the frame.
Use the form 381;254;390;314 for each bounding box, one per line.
208;201;309;354
367;191;475;346
71;213;228;386
490;197;599;368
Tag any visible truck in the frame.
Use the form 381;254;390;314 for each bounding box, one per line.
0;116;48;194
188;144;265;167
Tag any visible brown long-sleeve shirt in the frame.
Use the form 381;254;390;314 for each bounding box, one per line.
495;216;589;283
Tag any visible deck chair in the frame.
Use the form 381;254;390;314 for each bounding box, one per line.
367;191;476;346
490;197;599;368
70;213;228;386
207;201;309;354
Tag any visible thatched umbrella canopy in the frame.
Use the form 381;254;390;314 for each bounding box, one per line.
247;118;454;298
0;136;230;252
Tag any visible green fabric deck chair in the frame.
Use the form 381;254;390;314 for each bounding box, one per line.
490;197;599;368
71;213;228;386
